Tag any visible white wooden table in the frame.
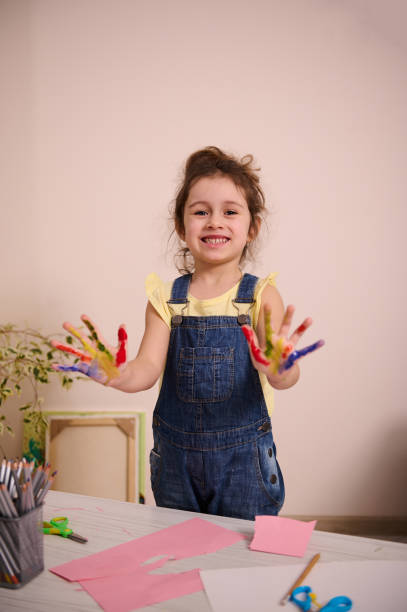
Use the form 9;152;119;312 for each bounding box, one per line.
1;490;407;611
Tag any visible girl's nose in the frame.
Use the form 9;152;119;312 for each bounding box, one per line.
206;214;223;228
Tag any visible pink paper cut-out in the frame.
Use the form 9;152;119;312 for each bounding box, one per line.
50;518;245;611
79;563;203;612
249;515;316;557
50;517;244;582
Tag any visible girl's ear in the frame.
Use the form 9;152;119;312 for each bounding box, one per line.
175;221;185;242
248;216;261;242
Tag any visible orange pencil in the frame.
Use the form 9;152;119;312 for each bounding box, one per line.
279;553;321;606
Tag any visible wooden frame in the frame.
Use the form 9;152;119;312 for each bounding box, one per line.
48;416;137;502
23;410;146;503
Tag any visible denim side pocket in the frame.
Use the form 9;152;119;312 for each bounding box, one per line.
149;448;162;495
254;433;285;510
176;346;234;403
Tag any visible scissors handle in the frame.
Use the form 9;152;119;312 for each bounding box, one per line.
50;516;69;529
50;516;72;536
290;586;313;611
321;596;353;611
290;587;352;612
43;525;63;535
43;516;73;537
43;516;87;543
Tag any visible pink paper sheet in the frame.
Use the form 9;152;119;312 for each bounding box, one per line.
79;562;203;612
249;515;316;557
51;517;244;581
50;517;245;612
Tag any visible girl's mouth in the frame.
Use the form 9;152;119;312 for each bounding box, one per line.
201;236;230;246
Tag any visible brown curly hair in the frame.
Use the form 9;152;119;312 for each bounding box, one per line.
172;146;267;273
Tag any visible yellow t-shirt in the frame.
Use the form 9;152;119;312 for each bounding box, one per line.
145;272;277;416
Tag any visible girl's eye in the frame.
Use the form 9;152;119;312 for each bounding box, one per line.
225;210;238;215
194;210;207;216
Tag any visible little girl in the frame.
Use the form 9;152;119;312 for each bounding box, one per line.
53;146;323;520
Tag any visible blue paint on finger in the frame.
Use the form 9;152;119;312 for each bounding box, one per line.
279;339;325;372
54;361;100;378
55;363;90;375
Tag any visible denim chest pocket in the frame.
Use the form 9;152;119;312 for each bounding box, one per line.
176;346;234;403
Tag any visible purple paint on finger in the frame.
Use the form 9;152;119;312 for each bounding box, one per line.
54;363;91;375
54;361;100;378
279;339;325;372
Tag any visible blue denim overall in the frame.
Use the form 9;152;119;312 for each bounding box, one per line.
150;273;285;520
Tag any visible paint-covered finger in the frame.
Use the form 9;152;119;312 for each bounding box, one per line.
268;337;289;375
264;307;274;358
241;325;270;367
281;340;293;361
115;325;127;366
81;315;114;362
279;304;295;338
62;322;98;358
52;360;106;381
289;317;313;346
50;340;92;363
279;339;325;372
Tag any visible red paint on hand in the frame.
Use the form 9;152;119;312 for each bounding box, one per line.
296;324;307;334
52;342;92;362
281;343;293;359
115;326;128;366
241;326;270;367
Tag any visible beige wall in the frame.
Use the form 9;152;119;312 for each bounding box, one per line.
1;0;406;515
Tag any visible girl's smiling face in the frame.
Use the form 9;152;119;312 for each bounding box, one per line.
181;174;256;268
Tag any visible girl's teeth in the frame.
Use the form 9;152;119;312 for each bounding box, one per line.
204;238;228;244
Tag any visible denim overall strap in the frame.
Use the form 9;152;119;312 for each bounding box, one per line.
167;274;191;304
167;272;257;305
234;273;258;303
233;273;258;325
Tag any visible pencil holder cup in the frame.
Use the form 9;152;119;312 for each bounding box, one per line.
0;505;44;589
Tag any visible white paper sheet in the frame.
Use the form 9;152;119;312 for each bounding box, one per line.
200;560;407;612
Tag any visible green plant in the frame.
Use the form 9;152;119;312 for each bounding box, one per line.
0;324;78;435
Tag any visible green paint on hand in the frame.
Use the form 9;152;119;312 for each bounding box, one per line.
264;309;274;358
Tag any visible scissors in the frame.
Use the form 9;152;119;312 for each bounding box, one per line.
290;585;352;611
43;516;88;543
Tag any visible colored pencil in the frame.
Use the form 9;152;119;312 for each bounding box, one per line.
0;457;57;587
279;553;321;606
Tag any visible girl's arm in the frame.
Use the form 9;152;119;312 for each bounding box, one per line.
107;302;170;392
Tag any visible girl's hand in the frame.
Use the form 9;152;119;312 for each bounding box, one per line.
241;305;324;386
51;315;128;386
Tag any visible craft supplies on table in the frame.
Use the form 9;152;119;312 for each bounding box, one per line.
0;458;55;588
43;516;88;543
1;490;407;611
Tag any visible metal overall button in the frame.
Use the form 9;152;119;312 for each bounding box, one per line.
172;315;183;326
237;314;249;325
